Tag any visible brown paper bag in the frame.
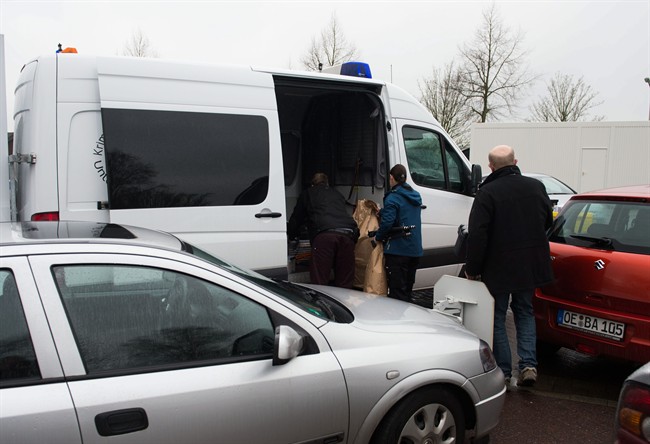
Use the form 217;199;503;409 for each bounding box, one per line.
353;200;381;289
364;242;387;295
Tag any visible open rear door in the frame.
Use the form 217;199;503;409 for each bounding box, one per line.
96;57;287;276
1;34;9;222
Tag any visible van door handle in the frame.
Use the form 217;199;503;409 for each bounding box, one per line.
255;212;282;218
95;408;148;436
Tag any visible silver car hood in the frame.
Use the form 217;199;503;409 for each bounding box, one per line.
304;284;469;336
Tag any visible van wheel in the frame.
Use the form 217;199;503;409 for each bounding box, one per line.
372;387;465;444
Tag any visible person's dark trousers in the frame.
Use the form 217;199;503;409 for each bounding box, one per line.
384;254;419;302
310;232;355;288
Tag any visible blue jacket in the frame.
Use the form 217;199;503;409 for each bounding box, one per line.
375;183;423;257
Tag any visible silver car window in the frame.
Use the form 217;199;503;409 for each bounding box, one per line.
52;265;275;374
0;269;41;383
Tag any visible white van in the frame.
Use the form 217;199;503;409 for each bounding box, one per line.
10;53;481;289
0;34;9;223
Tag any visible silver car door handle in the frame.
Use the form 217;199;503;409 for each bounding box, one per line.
95;408;148;436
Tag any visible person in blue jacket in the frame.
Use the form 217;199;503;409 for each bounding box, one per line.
374;164;423;302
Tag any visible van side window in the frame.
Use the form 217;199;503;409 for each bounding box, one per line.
101;109;270;209
0;270;41;383
444;143;465;192
403;126;466;193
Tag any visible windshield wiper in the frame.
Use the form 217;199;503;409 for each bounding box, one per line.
271;279;336;321
570;234;614;249
300;288;336;321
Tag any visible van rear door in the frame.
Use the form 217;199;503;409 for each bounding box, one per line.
96;57;286;276
56;55;110;224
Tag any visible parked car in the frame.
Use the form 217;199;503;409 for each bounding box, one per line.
534;185;650;364
614;361;650;444
523;173;577;216
481;172;576;217
0;221;504;444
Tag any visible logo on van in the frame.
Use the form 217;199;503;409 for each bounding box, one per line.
93;134;107;182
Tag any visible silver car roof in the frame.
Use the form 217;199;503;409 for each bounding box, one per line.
0;221;183;251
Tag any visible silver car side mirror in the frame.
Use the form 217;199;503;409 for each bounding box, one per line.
273;325;304;366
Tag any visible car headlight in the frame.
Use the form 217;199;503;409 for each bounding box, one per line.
479;340;497;373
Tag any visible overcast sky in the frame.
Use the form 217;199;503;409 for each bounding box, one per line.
1;0;649;132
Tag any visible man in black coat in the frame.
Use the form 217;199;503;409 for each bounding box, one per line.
288;173;359;288
465;145;554;387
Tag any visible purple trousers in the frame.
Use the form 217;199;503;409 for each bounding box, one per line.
310;232;355;289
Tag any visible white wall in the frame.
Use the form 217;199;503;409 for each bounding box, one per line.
470;121;650;193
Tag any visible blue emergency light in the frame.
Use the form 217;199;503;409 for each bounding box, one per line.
322;62;372;79
339;62;372;79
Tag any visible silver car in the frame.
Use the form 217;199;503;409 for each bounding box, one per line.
523;173;577;215
614;361;650;443
0;221;505;444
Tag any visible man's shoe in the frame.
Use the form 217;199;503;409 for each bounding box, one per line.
518;367;537;386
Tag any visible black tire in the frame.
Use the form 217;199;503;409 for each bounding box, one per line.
372;387;466;444
536;339;560;358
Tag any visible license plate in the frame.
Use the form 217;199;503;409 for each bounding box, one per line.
556;309;625;341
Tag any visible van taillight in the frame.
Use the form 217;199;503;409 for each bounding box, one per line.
31;212;60;221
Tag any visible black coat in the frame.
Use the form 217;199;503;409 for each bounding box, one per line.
288;184;358;241
466;165;554;295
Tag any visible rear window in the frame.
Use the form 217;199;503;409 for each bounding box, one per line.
549;199;650;255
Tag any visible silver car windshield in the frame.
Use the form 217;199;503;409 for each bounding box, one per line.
537;176;576;195
182;243;354;323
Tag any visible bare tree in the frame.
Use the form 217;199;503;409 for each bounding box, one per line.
529;73;604;122
458;4;536;122
122;28;159;58
300;13;359;71
419;62;474;147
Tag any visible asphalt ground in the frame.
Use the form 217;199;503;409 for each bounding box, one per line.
488;310;641;444
490;388;618;444
412;290;641;444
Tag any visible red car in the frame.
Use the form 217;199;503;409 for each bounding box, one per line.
534;185;650;364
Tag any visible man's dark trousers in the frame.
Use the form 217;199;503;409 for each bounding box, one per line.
310;232;355;288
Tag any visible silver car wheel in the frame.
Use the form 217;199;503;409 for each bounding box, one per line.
398;402;457;444
371;387;465;444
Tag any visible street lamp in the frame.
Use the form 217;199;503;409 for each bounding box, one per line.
646;77;650;121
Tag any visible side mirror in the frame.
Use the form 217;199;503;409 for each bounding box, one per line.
470;164;483;196
273;325;304;366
